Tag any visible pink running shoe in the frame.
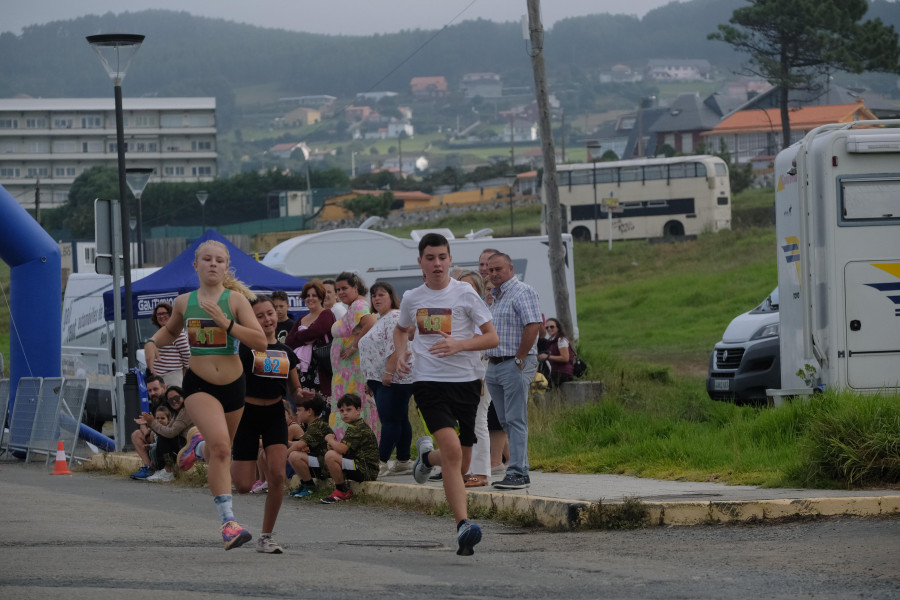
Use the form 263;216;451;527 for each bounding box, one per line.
221;520;252;550
177;427;204;471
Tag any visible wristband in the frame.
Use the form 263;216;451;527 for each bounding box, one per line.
226;319;235;333
146;339;158;346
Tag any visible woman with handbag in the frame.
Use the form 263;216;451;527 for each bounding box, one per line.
537;318;575;389
330;272;379;442
285;280;335;397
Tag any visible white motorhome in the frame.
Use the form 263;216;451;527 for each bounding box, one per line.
773;121;900;397
262;228;578;338
61;269;157;428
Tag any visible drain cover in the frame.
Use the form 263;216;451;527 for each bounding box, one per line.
340;539;443;549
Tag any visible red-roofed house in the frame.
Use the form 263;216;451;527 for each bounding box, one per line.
410;76;448;100
702;99;877;163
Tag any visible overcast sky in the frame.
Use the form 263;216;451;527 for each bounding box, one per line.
4;0;680;36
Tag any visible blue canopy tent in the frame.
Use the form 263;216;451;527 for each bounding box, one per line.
103;230;308;321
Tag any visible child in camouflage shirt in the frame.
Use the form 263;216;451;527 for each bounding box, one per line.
287;394;333;498
320;393;379;504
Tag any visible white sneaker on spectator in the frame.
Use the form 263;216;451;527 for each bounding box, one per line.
147;469;174;483
378;461;391;478
389;460;414;476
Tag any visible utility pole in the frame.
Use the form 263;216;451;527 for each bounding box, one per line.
509;113;515;168
528;0;573;335
560;111;566;163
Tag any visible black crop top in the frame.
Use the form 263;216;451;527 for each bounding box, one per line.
239;341;298;400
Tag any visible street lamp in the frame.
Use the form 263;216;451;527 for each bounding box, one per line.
506;172;517;236
196;190;209;233
86;33;144;369
87;32;144;452
125;167;153;267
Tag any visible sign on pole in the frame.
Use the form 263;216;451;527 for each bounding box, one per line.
600;194;624;251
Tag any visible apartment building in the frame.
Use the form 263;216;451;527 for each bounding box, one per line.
0;97;217;209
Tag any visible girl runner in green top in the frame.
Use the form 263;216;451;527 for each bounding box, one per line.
144;239;267;550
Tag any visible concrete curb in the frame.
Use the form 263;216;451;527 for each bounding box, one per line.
89;453;900;528
360;481;900;529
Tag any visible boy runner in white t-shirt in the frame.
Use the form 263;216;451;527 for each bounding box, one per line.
386;232;498;556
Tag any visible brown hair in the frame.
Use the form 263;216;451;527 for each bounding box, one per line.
151;302;173;327
370;281;400;310
335;271;368;296
302;280;326;302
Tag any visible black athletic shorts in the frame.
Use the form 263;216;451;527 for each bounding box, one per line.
487;400;503;431
182;369;245;414
413;380;481;447
232;401;288;461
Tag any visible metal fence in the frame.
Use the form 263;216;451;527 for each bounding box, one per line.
1;377;89;466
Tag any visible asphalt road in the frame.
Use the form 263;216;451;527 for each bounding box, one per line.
1;462;898;599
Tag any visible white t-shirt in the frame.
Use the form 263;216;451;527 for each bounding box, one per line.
330;302;347;321
398;278;492;382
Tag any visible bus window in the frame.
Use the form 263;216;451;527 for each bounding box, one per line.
715;163;727;177
644;165;665;181
595;168;614;184
669;163;687;179
620;167;641;182
695;163;707;177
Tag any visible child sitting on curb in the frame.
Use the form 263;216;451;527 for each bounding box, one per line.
287;394;333;498
320;393;379;504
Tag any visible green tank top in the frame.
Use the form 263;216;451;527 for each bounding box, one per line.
184;289;239;355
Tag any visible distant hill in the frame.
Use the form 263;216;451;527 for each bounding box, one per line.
1;0;896;119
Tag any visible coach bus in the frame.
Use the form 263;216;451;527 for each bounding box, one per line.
548;155;732;242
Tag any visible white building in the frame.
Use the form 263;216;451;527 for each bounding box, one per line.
0;97;217;209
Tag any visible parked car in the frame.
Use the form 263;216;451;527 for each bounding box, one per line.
706;288;780;404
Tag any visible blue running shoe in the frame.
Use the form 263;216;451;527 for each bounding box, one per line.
456;521;482;556
289;483;316;498
130;465;154;480
412;436;434;484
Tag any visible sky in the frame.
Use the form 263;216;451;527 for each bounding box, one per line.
4;0;679;36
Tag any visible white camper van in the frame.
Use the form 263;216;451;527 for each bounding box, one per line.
61;269;158;428
262;228;579;338
773;121;900;397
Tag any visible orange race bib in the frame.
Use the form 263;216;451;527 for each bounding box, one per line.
252;349;290;379
186;318;226;348
416;308;452;335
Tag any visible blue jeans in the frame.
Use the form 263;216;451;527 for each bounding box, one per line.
485;355;537;477
368;380;414;463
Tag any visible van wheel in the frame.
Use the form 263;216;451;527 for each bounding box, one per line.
662;220;684;237
571;226;591;242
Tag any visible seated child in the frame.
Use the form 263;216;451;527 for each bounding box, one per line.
287;394;333;498
129;405;172;480
320;393;379;504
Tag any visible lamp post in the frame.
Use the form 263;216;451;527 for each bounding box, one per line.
196;190;209;233
506;172;517;236
125;167;153;267
87;32;144;452
87;33;144;367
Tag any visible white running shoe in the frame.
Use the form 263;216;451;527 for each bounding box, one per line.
146;468;174;483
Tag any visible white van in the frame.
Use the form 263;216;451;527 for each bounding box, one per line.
262;228;579;338
706;288;780;404
61;269;158;428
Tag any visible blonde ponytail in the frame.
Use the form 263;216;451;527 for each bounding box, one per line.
195;240;256;300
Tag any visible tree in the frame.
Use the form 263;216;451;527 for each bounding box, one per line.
709;0;900;149
344;192;393;218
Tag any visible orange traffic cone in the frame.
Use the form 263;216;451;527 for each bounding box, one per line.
50;440;72;476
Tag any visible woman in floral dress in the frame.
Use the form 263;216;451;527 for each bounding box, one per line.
329;272;379;441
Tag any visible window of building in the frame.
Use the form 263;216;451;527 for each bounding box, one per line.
0;167;21;177
82;141;102;153
26;167;49;177
53;140;78;153
193;166;212;176
25;118;46;128
192;140;213;151
130;115;156;127
53;118;73;129
189;114;214;127
108;142;130;153
81;116;103;128
27;140;50;153
55;167;77;177
164;166;185;176
160;114;183;128
0;119;18;129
